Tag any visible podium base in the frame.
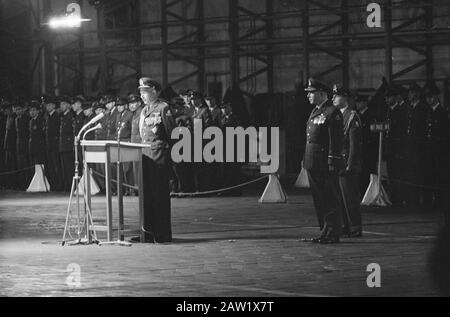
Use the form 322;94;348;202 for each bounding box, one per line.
361;174;391;207
259;174;287;204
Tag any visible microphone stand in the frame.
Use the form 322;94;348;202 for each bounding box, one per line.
62;120;102;246
99;122;131;247
81;125;102;244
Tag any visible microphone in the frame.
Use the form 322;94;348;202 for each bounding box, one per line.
82;123;102;140
77;113;105;140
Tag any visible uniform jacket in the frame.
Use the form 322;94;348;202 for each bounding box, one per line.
303;100;344;172
29;114;46;155
106;107;119;140
59;110;74;152
95;115;108;140
426;104;449;153
73;111;85;138
359;108;377;169
45;110;60;151
15;114;30;155
191;107;212;128
131;107;143;143
4;113;16;151
341;107;363;173
405;100;428;143
139;100;176;166
209;107;223;127
385;101;407;158
116;110;133;141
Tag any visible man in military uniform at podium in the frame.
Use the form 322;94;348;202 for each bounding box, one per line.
138;77;176;243
301;78;344;244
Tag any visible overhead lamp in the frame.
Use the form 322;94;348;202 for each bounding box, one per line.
44;3;91;29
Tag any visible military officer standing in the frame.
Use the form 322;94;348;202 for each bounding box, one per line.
404;83;428;206
94;100;107;140
116;97;133;193
82;101;96;140
3;102;17;188
15;102;30;189
385;85;407;207
93;101;107;191
138;77;176;243
332;85;363;237
104;95;118;140
28;101;46;165
355;94;376;198
72;95;86;175
301;78;344;244
129;94;143;191
59;97;75;192
422;80;449;211
191;91;212;191
43;95;62;191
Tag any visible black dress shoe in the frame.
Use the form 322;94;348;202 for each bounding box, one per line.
300;236;324;243
318;236;340;244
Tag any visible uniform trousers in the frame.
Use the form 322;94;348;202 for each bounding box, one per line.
142;155;172;243
307;170;343;237
339;173;362;233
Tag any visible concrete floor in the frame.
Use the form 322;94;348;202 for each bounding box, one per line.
0;189;444;297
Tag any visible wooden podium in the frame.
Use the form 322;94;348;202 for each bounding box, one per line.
81;140;150;242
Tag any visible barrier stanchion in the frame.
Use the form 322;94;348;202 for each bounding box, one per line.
258;174;287;203
294;162;309;189
26;164;50;193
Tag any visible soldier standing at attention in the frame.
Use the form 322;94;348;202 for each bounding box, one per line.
103;95;118;193
191;91;212;191
300;78;344;244
3;102;17;189
82;101;96;139
422;80;449;211
15;102;30;189
72;95;86;174
59;97;75;192
138;77;176;243
116;97;133;194
385;85;407;207
43;95;62;191
93;101;107;191
404;83;428;207
355;94;376;199
104;95;118;141
28;101;46;165
332;85;363;238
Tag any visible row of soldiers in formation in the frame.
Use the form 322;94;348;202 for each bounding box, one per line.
0;88;241;194
300;78;449;244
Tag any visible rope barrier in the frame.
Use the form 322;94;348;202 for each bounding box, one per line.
0;166;35;176
91;169;269;197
